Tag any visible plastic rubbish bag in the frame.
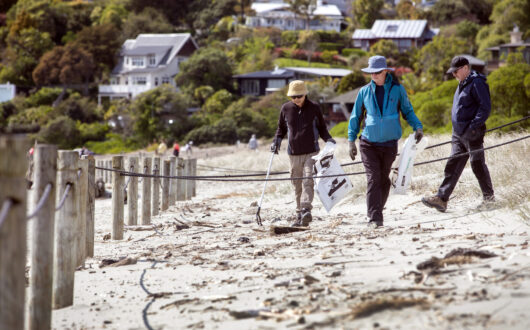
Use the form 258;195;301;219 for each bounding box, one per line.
391;133;428;195
312;142;353;212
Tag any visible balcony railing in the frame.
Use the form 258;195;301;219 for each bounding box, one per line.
98;84;152;98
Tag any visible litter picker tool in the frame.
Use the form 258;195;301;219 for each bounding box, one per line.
255;152;275;226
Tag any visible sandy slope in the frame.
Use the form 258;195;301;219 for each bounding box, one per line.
48;136;530;330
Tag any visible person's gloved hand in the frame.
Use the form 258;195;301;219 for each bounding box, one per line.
415;128;423;144
327;138;336;144
348;141;357;161
270;139;280;154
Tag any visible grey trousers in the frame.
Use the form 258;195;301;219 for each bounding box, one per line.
289;152;317;212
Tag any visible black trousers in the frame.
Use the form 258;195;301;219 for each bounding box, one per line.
360;138;398;223
437;133;494;201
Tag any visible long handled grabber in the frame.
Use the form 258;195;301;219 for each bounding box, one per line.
255;152;275;226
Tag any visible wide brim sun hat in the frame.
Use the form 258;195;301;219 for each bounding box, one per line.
287;80;308;96
361;55;395;73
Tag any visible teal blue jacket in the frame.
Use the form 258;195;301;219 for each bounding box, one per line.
348;74;422;143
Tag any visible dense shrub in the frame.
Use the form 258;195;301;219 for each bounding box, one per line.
77;121;109;142
318;42;343;52
342;48;367;57
37;115;81;149
329;121;348;138
280;31;298;47
24;87;65;108
57;94;101;123
7;105;54;127
85;133;138;154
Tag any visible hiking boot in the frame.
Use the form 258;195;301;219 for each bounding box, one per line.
292;208;311;227
421;195;447;213
367;220;383;229
477;196;496;211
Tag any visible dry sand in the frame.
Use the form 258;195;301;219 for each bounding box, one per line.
44;134;529;329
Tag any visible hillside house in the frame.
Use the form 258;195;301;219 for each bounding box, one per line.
352;19;438;52
98;33;198;105
246;1;343;32
0;83;15;103
486;25;530;72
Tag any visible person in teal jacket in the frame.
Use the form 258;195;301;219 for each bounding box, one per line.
348;55;423;228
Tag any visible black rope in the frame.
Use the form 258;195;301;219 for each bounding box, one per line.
27;183;53;220
0;198;15;230
55;183;72;211
114;134;529;182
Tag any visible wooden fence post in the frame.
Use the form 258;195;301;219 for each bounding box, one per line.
0;135;28;330
176;158;186;201
127;157;138;226
169;156;176;205
141;158;151;225
185;158;193;200
53;151;78;309
151;157;160;216
27;144;57;330
191;158;197;197
76;158;88;267
111;156;124;240
86;156;95;258
161;159;170;211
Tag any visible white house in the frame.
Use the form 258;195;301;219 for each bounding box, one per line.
98;33;199;105
246;1;343;32
0;82;16;103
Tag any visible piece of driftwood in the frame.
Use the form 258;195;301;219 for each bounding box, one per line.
270;226;309;235
417;248;497;270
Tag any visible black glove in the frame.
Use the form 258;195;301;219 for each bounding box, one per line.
270;138;280;154
348;141;357;161
414;128;423;144
327;138;336;144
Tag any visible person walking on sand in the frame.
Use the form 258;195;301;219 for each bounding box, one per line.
348;55;423;228
157;140;168;156
172;142;180;157
248;134;258;151
422;56;494;212
271;80;336;227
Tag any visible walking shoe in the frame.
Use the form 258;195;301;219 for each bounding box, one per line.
421;195;447;213
477;196;496;211
367;220;383;229
292;208;311;227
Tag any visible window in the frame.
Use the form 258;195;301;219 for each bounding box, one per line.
154;77;159;86
148;55;156;66
162;76;171;84
386;25;398;32
241;80;259;95
267;79;286;89
132;57;144;67
132;76;147;85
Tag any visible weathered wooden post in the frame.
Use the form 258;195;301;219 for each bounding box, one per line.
176;158;186;201
111;156;124;240
27;144;57;330
0;135;28;330
127;157;138;226
53;150;78;309
76;158;88;267
141;157;152;225
86;156;95;257
191;158;197;197
169;156;177;205
151;157;160;216
185;158;193;200
161;159;170;211
103;160;108;183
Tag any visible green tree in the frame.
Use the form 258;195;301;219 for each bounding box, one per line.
396;0;421;20
37;115;81;149
236;36;276;73
96;3;129;29
130;85;190;145
337;71;366;94
176;47;234;94
202;89;234;122
352;0;383;28
488;60;530;117
121;7;174;41
298;30;319;63
369;39;400;65
286;0;317;30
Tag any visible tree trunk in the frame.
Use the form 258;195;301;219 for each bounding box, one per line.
52;86;67;108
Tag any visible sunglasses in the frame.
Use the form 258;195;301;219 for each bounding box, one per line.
290;95;304;99
371;70;384;75
452;66;465;75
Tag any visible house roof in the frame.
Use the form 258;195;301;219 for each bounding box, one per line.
234;68;294;79
285;67;352;77
122;33;198;58
325;88;361;104
123;45;172;56
353;20;433;39
251;1;341;17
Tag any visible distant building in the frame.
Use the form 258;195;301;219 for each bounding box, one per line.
246;1;343;32
352;19;438;52
98;33;199;105
0;83;16;103
322;88;360;127
486;25;530;72
233;66;352;96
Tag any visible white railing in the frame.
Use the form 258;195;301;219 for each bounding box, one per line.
98;84;152;98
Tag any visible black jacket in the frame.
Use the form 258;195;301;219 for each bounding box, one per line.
451;71;491;136
274;98;332;155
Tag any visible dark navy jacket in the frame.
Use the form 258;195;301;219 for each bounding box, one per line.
274;98;332;155
451;71;491;136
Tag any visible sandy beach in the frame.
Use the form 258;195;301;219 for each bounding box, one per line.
43;134;530;330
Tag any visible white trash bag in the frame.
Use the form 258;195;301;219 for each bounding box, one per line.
312;142;353;212
391;133;428;195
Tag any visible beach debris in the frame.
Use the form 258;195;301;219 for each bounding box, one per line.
99;257;137;268
350;297;429;319
102;233;111;241
270;225;309;235
161;298;200;310
274;274;320;287
237;236;250;243
417;248;497;270
125;224;162;231
229;308;271;319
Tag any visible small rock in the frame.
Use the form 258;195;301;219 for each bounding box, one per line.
253;250;265;257
238;236;250;243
